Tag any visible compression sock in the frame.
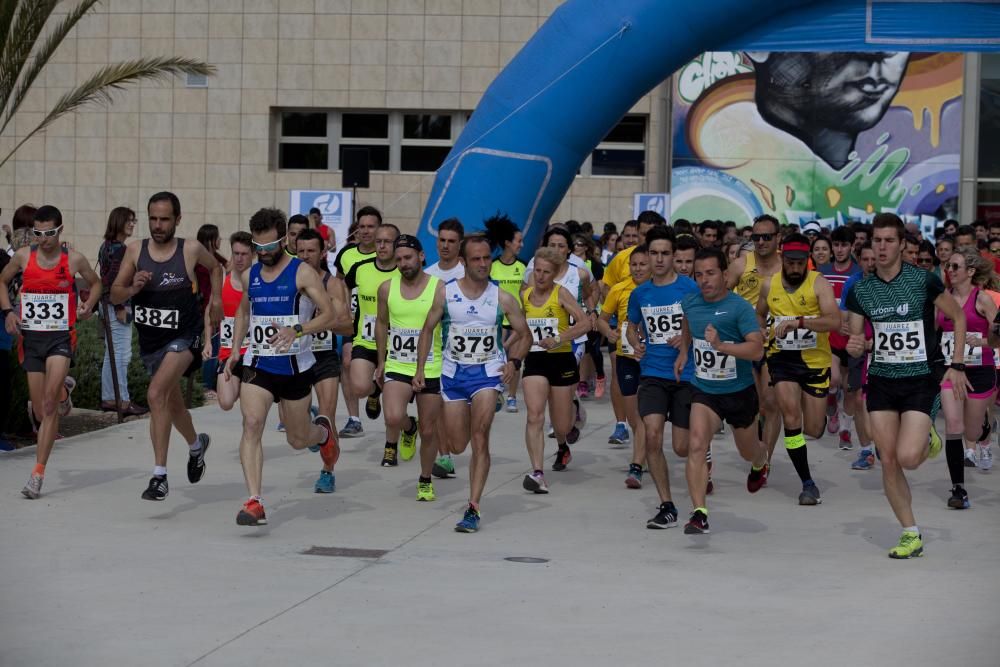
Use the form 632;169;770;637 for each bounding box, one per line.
945;435;965;486
784;428;812;483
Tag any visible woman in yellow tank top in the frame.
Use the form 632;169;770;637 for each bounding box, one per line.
521;247;591;493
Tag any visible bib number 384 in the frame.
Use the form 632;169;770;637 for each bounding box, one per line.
693;338;737;381
134;304;179;329
872;321;926;364
20;293;69;331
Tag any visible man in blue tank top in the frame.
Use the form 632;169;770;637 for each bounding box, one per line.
112;192;223;503
223;208;339;527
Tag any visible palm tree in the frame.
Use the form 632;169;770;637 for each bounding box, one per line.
0;0;215;168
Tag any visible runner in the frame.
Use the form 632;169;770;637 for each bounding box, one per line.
297;228;353;493
332;205;380;438
936;246;997;509
521;247;590;492
425;218;465;282
222;208;339;526
486;214;526;413
111;192;222;501
845;212;970;558
373;235;442;472
673;235;698;279
842;241;877;470
598;245;650;487
757;233;842;505
680;248;770;534
343;222;400;440
0;206;101;499
207;231;253;411
626;226;699;527
415;234;531;531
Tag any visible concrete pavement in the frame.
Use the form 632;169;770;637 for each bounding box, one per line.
1;397;999;666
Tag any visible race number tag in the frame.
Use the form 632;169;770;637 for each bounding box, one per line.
389;327;430;364
528;317;558;352
350;291;359;316
693;338;737;381
448;325;498;364
872;321;926;364
773;316;817;351
620;321;635;356
219;316;250;350
361;314;376;342
641;304;683;345
20;292;69;331
250;315;303;356
134;304;179;330
311;328;334;352
941;331;983;366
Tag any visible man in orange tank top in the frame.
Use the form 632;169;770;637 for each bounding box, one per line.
0;206;101;499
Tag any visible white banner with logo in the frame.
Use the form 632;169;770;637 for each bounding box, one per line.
633;193;670;220
289;190;353;255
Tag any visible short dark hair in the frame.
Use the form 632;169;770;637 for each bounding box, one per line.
12;204;36;231
581;221;594;235
148;191;181;218
830;226;855;244
989;220;1000;231
309;207;322;216
356;205;382;224
622;220;639;231
956;224;976;239
483;213;519;250
630;243;649;256
438;218;465;238
230;231;252;248
872;212;905;241
34;205;62;227
904;233;920;248
636;210;666;226
543;226;573;248
973;219;987;230
752;214;779;232
460;234;491;260
694;247;728;271
296;228;323;247
288;214;309;229
644;225;675;250
248;207;287;237
603;222;617;234
674;235;699;253
674;219;693;234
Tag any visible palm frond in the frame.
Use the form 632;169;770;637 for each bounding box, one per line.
0;1;59;127
0;0;103;137
0;56;216;170
0;0;23;59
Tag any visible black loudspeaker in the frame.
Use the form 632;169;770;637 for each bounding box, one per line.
341;147;370;188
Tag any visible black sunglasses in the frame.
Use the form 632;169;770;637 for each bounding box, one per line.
751;233;775;242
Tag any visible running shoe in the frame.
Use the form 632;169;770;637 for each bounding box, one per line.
608;422;629;447
522;471;549;494
313;415;340;468
746;463;768;494
978;443;993;472
505;396;518;413
683;510;710;534
594;375;606;399
838;430;853;450
276;422;286;432
237;498;267;526
314;470;335;494
798;481;821;506
380;446;398;467
432;455;456;478
852;448;875;470
947;485;970;510
566;426;580;444
186;433;211;484
888;530;923;559
21;473;43;499
714;421;725;438
416;480;436;502
964;449;978;468
399;417;418;461
547;425;555;438
625;464;643;489
646;501;678;529
577;381;590;400
827;410;840;435
141;475;168;501
552;446;572;471
365;390;382;420
339;417;364;438
59;376;76;417
455;504;481;533
928;422;942;459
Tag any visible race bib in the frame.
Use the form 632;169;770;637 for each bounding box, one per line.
219;316;250;350
941;331;984;366
20;292;69;331
250;315;303;356
641;304;683;345
447;324;499;364
350;291;359;316
389;327;430;364
361;314;376;342
872;320;926;364
311;328;334;352
134;304;179;330
620;321;634;356
693;338;737;381
772;316;817;351
528;317;559;352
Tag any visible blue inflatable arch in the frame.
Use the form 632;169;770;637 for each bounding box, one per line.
416;0;1000;261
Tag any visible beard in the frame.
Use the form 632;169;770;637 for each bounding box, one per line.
784;270;806;287
400;265;420;281
151;227;175;244
258;250;280;266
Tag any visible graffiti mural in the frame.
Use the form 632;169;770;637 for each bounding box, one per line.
671;51;964;234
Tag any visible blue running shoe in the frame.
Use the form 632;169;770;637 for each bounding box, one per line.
608;422;629;446
314;470;335;493
276;422;286;432
455;504;481;533
339;418;364;438
505;396;518;413
852;448;875;470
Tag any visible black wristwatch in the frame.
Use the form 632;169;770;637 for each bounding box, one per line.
293;323;304;338
510;358;522;371
950;362;967;372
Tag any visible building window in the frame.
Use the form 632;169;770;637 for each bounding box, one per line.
586;115;647;177
274;110;463;173
978;54;1000;220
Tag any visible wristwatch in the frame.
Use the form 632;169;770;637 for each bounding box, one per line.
293;323;304;338
510;358;522;371
950;362;967;372
554;334;562;345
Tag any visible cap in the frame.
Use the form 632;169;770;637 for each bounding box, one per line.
781;240;811;260
801;221;822;235
394;234;422;252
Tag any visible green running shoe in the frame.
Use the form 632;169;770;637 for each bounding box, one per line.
928;423;942;459
416;480;436;502
400;417;418;461
888;530;924;559
432;455;456;478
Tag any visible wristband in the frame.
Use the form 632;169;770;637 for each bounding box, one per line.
509;358;522;371
797;316;805;329
950;362;967;372
1;308;11;319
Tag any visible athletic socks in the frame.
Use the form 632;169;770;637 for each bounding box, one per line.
841;414;854;435
945;436;965;486
419;475;432;484
404;417;417;435
153;465;167;477
32;462;45;476
784;428;812;483
188;437;201;454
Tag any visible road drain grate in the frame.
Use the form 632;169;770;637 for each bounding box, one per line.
303;546;389;559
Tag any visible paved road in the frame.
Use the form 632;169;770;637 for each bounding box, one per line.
2;399;998;666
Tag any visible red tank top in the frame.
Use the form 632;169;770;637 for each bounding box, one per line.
20;249;77;342
219;273;246;360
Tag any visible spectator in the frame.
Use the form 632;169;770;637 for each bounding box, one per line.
941;218;959;238
599;230;618;266
916;239;936;272
810;234;832;268
955;225;977;248
935;236;955;280
9;204;36;253
902;233;920;265
697;219;720;248
722;220;738;243
308;207;333;249
286;214;309;256
973;219;988;242
195;224;228;396
802;220;823;241
989;220;1000;242
98;207;147;415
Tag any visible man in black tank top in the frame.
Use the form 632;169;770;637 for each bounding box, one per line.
112;192;224;503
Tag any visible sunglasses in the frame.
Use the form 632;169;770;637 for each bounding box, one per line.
751;233;775;242
252;236;285;253
31;225;62;238
946;263;966;271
